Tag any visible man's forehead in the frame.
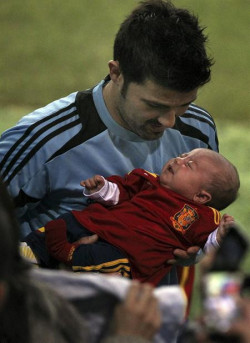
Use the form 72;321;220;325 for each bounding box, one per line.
134;81;198;105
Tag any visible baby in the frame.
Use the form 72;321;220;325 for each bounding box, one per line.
25;148;239;285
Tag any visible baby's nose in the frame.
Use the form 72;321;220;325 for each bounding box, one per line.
175;157;186;165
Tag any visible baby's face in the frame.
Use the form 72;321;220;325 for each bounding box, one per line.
159;149;218;201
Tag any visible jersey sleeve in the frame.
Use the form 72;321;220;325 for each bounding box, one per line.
186;207;221;248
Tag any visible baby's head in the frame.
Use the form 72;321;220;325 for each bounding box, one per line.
160;148;240;210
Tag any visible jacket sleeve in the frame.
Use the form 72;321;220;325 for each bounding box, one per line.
0;93;80;214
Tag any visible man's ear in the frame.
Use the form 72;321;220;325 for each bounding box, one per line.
193;190;212;205
0;281;7;310
108;60;123;84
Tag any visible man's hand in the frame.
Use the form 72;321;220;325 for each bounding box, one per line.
167;214;235;265
167;246;200;265
75;234;99;245
80;175;105;194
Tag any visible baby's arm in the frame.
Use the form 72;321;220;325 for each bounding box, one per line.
216;213;235;245
81;175;120;205
203;213;235;254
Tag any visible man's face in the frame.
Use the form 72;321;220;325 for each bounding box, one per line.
159;149;218;201
114;78;198;140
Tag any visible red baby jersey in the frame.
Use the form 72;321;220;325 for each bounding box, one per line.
72;168;220;285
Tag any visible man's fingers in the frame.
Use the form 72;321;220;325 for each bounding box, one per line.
167;258;177;265
76;234;99;245
173;249;190;259
167;246;200;265
173;246;200;258
186;246;200;255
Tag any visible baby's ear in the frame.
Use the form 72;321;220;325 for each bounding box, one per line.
193;190;212;205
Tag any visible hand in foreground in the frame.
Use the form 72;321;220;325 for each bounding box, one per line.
80;175;105;194
227;298;250;343
111;281;162;340
216;213;235;245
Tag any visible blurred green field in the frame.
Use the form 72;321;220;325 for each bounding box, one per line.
1;1;250;123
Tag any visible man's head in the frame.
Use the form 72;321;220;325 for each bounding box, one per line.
160;148;240;210
114;0;213;92
105;0;213;140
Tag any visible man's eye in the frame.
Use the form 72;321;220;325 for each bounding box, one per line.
148;102;169;110
148;103;161;108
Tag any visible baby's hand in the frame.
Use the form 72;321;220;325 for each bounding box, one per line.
216;213;235;245
80;175;105;194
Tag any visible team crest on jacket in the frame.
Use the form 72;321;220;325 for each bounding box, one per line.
170;204;198;234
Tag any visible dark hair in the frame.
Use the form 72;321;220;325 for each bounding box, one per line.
114;0;213;92
0;178;27;280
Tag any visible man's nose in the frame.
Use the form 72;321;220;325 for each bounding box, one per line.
157;110;176;128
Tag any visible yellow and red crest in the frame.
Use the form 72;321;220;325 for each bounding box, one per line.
170;204;198;234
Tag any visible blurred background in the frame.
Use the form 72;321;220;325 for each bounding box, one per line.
1;0;249;117
0;0;249;317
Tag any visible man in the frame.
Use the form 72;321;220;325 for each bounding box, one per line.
0;0;217;287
